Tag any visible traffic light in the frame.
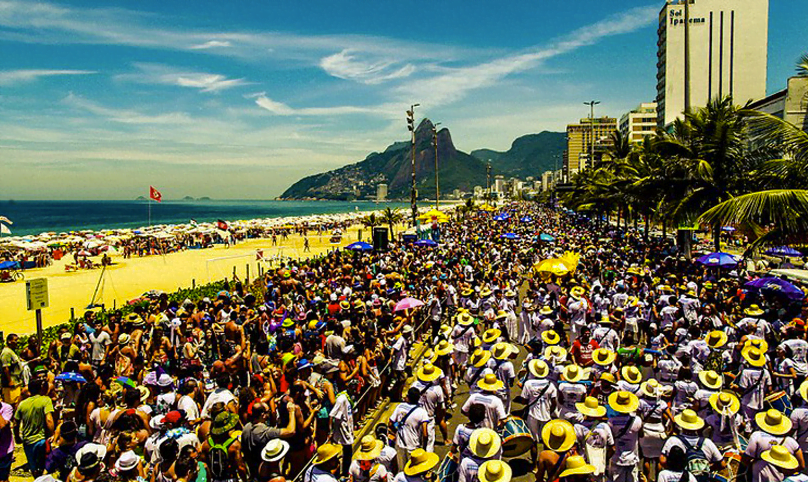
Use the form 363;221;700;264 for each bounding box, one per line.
406;109;414;132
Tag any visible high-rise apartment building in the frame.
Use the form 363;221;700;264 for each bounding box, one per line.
656;0;768;127
564;117;617;178
619;102;658;143
376;183;387;201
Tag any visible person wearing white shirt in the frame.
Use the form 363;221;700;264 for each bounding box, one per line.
519;360;557;441
331;386;355;476
389;388;430;472
462;374;507;430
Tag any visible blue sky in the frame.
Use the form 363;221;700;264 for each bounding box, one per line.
1;0;805;200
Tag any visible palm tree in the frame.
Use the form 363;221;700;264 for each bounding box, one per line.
362;213;379;230
380;207;403;238
798;53;808;77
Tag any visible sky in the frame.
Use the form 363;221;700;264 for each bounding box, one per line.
1;0;806;200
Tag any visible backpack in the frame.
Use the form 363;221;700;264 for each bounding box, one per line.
678;436;711;482
208;436;237;480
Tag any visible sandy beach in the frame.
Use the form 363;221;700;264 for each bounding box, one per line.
0;222;409;335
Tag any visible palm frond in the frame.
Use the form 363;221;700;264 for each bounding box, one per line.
798;53;808;77
699;189;808;236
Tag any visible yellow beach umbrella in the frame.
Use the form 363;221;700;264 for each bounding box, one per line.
418;209;450;223
534;258;574;276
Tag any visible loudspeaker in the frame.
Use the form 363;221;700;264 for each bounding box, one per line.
372;227;389;251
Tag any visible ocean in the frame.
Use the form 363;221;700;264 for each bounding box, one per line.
0;200;412;237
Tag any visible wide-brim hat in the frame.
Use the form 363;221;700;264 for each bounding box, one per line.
709;391;740;415
705;330;728;348
621;366;643;384
569;287;585;300
539;306;553;315
541;419;576;452
491;342;510;360
742;346;767;367
478;460;512;482
470;349;491;368
76;443;107;470
480;288;493;298
608;391;640;414
478;373;505;392
545;346;567;362
576;396;606;418
558;456;596;478
355;436;383;461
745;304;765;317
528;359;549;379
698;370;723;390
541;330;560;345
495;310;508;320
592;348;616;366
745;338;769;353
435;340;453;356
483;329;502;344
640;379;661;398
416;363;443;383
261;439;290;462
762;445;799;470
118;334;131;346
313;443;342;465
561;364;583;383
800;380;808;402
211;412;239;435
469;428;502;459
457;312;474;326
461;288;474;297
504;290;516;298
756;409;793;435
404;449;440;476
674;409;705;431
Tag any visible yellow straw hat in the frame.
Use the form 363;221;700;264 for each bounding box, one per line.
469;428;502;459
491;342;511;361
456;312;474;326
742;346;767;367
528;359;549;379
541;330;561;345
539;306;553;315
541;419;576;452
478;460;512;482
439;325;452;338
495;311;509;320
312;443;342;465
709;392;740;415
558;456;597;478
674;409;705;431
435;340;454;356
762;445;799;470
640;379;661;398
562;365;584;383
698;370;723;390
416;363;443;383
576;396;606;418
592;348;616;366
404;449;440;476
621;366;643;384
570;286;585;300
745;338;769;353
800;380;808;402
608;391;639;414
544;346;567;362
705;331;728;348
477;373;505;392
482;329;502;344
744;304;765;317
756;409;793;436
470;348;491;368
355;435;383;461
480;288;493;298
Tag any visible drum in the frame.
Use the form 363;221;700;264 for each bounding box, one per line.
765;390;793;416
712;451;742;482
499;416;534;457
436;455;458;482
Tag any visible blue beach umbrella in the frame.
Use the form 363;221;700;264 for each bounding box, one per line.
765;246;802;257
414;239;438;247
492;214;510;221
695;252;739;268
500;233;519;240
520;216;533;223
721;226;736;232
745;277;805;300
56;372;87;383
345;241;373;252
539;233;555;242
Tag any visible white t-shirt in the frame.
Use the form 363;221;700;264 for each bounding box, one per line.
462;393;507;429
349;461;388;482
609;415;643;466
791;406;808;452
738;368;771;411
521;379;556;422
744;431;801;482
389;403;430;451
201;388;236;419
177;394;200;422
411;381;444;418
330;392;354;445
392;336;409;371
662;434;723;463
658;470;697;482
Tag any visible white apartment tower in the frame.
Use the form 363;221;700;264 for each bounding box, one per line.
619;103;658;143
656;0;768;127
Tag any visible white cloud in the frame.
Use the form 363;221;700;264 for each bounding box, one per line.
190;40;232;50
252;93;391;117
320;49;416;84
63;93;193;125
0;69;96;85
116;63;249;93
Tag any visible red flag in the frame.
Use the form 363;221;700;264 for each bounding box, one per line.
217;219;229;230
149;186;162;202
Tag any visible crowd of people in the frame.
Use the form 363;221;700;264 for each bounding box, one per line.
0;202;805;482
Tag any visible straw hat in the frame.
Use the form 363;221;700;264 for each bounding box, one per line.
562;365;584;383
439;325;452;339
621;366;643;385
527;359;549;379
558;456;596;478
469;428;502;459
742;346;767;367
478;373;505;392
435;340;453;356
544;346;567;362
592;348;616;366
705;330;728;348
118;334;131;346
478;460;512;482
744;304;765;317
480;288;493;298
355;435;383;461
504;289;516;298
762;445;799;470
576;396;606;418
640;379;661;398
422;349;437;365
570;286;585;300
608;391;639;414
312;443;342;465
698;370;723;390
745;338;769;353
491;342;510;361
674;409;705;431
482;329;502;344
800;380;808;402
756;409;793;435
261;439;290;463
461;288;474;297
495;311;508;320
600;373;616;385
541;419;576;452
416;363;443;383
470;348;491;368
709;392;740;415
541;330;561;345
456;312;474;326
539;306;553;315
598;313;612;324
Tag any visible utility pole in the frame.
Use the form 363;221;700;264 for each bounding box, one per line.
406;104;420;226
486;160;492;203
432;122;441;209
684;0;691;113
583;100;600;171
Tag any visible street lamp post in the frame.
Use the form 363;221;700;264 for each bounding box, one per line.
432;122;441;209
584;100;600;171
486;160;492;204
406;104;420;226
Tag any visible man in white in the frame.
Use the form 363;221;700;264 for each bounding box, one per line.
389;387;430;472
410;364;445;451
462;374;507;430
567;287;589;343
330;383;355;477
520;360;557;441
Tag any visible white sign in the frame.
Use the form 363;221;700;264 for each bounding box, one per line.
25;278;49;311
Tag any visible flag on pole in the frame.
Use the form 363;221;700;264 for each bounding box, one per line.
149;186;162;202
217;219;229;230
0;216;11;225
0;224;10;235
190;219;198;226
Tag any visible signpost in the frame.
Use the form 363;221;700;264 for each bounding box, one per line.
25;278;48;353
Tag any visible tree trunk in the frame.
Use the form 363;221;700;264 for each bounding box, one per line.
644;215;650;243
714;221;721;252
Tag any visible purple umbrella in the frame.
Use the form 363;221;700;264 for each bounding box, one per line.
695;252;739;268
414;239;438;247
745;277;805;300
394;297;424;312
765;246;802;257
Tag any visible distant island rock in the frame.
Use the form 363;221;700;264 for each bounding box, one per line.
135;196;147;200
